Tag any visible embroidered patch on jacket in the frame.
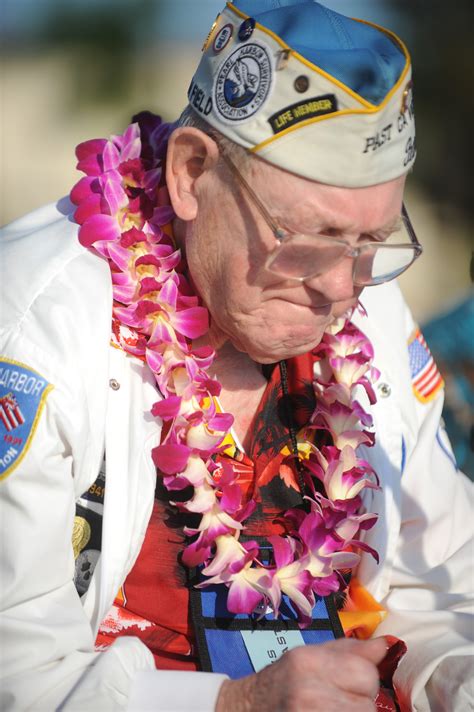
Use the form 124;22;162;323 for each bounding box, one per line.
408;329;444;403
0;358;53;480
73;505;102;595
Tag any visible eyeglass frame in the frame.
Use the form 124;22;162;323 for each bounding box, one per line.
218;149;423;286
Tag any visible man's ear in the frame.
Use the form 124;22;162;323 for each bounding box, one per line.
166;127;219;221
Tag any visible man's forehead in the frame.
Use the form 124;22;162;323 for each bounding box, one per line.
254;159;405;231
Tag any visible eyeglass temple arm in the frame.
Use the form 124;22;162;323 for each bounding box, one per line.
222;151;421;253
402;202;422;252
219;151;285;239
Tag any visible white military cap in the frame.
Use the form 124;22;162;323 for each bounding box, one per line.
188;0;416;187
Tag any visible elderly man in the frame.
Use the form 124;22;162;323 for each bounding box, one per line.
1;1;472;710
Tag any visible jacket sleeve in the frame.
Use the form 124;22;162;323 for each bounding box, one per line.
0;225;227;712
0;245;161;710
375;305;473;711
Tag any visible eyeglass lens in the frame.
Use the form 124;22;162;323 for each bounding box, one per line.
266;220;418;285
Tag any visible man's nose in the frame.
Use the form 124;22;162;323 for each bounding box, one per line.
303;255;357;303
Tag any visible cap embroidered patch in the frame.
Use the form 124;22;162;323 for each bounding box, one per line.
269;94;338;134
0;358;53;480
190;2;415;187
408;329;444;403
214;41;273;123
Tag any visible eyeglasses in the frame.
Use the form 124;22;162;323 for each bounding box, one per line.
220;151;423;286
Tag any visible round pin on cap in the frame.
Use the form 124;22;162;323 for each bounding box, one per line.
213;23;233;53
238;17;255;41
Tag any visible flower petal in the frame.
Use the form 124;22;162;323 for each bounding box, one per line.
227;574;264;614
76;138;107;176
151;395;182;420
172;307;209;339
152;205;175;226
79;214;120;247
152;441;191;474
102;140;120;171
74;194;108;226
70;176;98;205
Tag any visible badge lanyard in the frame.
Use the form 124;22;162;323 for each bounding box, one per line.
189;538;345;679
189;361;345;676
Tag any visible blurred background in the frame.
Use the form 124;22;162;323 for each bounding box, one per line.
1;0;472;475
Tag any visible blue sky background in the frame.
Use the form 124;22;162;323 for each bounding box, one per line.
2;0;403;47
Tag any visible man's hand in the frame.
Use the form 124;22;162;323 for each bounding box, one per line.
215;637;388;711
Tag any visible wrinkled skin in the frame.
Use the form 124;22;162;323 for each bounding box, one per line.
166;128;404;708
216;637;388;712
168;127;405;364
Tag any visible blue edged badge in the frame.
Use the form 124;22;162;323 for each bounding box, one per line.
0;358;53;480
190;539;344;678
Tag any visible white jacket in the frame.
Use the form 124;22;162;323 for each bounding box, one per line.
0;200;472;711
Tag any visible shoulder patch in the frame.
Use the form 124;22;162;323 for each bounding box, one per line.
408;328;444;404
0;358;53;480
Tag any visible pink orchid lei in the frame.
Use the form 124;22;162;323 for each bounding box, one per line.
71;112;381;627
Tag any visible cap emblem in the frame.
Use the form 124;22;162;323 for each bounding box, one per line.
213;23;233;53
214;43;273;122
238;17;256;42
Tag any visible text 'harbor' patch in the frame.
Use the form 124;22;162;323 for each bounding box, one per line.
0;358;53;480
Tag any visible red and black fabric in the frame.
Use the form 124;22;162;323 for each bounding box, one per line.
96;349;405;707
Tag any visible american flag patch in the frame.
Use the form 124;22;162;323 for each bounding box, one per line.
408;329;444;403
0;393;25;432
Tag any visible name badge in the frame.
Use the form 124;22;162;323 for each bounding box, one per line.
241;628;305;672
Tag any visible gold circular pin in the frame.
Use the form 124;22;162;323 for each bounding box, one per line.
72;516;91;559
401;80;413;114
294;75;309;93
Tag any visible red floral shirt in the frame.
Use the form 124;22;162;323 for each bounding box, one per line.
96;352;317;669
